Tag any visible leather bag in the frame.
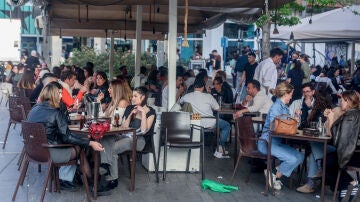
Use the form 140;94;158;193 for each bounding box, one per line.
88;122;110;140
272;114;298;135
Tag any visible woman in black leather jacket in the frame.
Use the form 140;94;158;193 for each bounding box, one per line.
324;90;360;200
27;82;104;176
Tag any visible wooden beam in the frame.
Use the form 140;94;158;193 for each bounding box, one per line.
50;18;201;33
55;0;289;9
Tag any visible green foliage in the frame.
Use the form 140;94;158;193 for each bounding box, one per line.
68;47;156;76
255;15;270;28
256;0;348;28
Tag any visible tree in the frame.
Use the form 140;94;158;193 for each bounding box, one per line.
68;47;156;77
256;0;356;59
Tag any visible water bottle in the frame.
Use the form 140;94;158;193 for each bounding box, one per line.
218;96;223;109
80;112;86;129
317;117;323;135
113;108;120;127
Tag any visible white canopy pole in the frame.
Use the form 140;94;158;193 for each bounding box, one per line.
167;0;177;111
135;5;143;87
351;41;355;75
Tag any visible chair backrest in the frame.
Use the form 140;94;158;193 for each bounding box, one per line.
9;94;32;117
9;94;20;109
12;86;23;97
235;116;257;154
18;96;32;117
21;121;50;163
161;112;192;142
9;105;26;122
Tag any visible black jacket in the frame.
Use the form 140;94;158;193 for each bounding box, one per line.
332;108;360;168
27;102;90;147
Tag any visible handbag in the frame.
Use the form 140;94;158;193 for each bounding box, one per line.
88;122;110;140
272;114;298;135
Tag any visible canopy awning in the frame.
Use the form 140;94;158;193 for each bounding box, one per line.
270;5;360;42
35;0;293;38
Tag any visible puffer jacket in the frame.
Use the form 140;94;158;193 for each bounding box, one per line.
331;108;360;168
27;102;90;147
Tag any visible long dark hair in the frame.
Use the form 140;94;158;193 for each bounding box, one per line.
134;86;148;106
307;92;332;123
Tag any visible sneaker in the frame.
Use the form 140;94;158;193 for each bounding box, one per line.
217;146;229;155
213;151;230;159
351;182;359;196
296;184;315;193
264;169;282;190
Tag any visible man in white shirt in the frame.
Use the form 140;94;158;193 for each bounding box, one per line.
253;47;284;97
162;74;185;111
179;78;231;158
234;80;273;118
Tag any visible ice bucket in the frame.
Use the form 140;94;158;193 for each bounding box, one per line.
87;102;100;119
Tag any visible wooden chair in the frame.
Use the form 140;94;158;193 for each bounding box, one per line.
333;150;360;201
231;116;274;194
160;112;205;181
2;95;26;149
12;121;91;202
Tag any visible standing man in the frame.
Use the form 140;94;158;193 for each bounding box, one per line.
212;50;222;70
285;51;300;75
253;47;284;97
299;54;311;83
235;50;248;99
239;52;258;100
25;50;40;71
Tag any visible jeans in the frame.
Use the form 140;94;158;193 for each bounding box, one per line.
59;165;77;182
258;137;304;177
307;142;336;178
235;71;245;102
214;119;231;146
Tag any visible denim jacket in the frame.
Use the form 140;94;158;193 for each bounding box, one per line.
260;98;290;141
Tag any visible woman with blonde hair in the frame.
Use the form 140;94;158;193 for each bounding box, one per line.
27;81;104;189
257;82;304;190
98;78;132;118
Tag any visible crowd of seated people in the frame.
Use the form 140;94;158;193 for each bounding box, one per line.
4;50;360;200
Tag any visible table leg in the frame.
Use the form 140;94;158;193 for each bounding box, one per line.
321;140;327;202
234;120;238;167
216;112;220;152
93;150;99;199
264;135;272;196
130;129;137;192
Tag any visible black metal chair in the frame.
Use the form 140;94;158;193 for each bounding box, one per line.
333;150;360;201
121;131;160;183
159;112;205;180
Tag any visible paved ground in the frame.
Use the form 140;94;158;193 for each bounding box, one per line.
0;96;334;202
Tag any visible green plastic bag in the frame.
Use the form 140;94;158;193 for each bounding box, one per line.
201;179;238;193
